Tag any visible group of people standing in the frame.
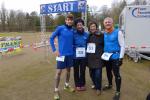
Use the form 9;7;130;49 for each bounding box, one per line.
50;14;125;100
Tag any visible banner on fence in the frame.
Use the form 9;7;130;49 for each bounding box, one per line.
0;37;22;53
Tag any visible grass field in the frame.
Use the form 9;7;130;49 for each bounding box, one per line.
0;33;150;100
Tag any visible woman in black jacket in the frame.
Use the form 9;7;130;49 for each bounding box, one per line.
87;21;104;95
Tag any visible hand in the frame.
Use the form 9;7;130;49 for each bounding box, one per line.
53;51;60;57
118;58;123;66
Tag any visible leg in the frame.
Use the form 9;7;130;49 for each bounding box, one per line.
73;59;80;87
89;68;96;88
94;68;102;95
94;68;102;91
112;60;121;92
63;55;75;92
103;61;113;90
54;69;62;100
55;69;62;89
80;58;86;87
65;68;71;84
65;55;73;84
105;61;113;86
64;67;75;92
112;60;121;100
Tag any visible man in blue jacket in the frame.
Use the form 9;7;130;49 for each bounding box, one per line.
102;17;125;100
73;18;88;91
50;14;75;100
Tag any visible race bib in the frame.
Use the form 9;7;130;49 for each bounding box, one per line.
101;52;113;61
76;47;86;57
86;43;96;53
56;56;65;62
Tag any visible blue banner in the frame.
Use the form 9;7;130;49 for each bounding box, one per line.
40;0;86;14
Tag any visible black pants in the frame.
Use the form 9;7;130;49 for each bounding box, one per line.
105;59;121;92
73;58;86;87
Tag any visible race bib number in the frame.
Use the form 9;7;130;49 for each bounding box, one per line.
76;47;86;57
86;43;96;53
56;56;65;62
101;52;113;61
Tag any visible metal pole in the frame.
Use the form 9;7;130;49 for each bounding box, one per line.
80;0;88;31
85;3;88;31
40;14;48;62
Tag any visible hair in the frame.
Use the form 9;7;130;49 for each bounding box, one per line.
88;20;98;31
66;13;74;20
103;17;113;23
74;18;84;26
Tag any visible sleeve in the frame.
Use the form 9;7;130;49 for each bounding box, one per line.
102;33;104;48
73;31;76;48
86;33;90;43
118;31;125;58
49;26;60;52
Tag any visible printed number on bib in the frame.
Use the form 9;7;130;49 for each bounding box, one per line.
56;56;65;62
86;43;96;53
76;47;86;57
101;52;113;61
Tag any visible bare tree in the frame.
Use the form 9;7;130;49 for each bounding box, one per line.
7;10;17;32
0;3;7;32
110;0;126;24
29;11;39;31
16;10;26;32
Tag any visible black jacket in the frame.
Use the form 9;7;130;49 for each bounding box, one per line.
87;33;104;69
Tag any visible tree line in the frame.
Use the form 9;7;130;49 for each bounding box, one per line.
0;0;149;32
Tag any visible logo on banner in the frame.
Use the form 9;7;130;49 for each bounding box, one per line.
132;7;150;18
78;1;86;12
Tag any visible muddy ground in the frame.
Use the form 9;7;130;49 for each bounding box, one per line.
0;33;150;100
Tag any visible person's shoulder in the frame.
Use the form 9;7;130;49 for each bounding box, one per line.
59;25;66;29
115;29;122;33
84;31;90;36
73;29;77;34
84;31;88;34
83;31;88;36
55;25;67;33
117;29;123;35
55;25;63;30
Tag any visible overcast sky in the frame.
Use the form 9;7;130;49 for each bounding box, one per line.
0;0;133;13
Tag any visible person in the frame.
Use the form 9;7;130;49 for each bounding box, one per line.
146;93;150;100
50;14;75;100
87;21;104;95
73;18;88;91
102;17;125;100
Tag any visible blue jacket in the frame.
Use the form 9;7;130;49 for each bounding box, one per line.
73;30;88;59
104;29;120;60
50;25;74;56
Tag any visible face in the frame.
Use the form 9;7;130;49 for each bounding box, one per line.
65;18;73;26
103;18;113;30
89;24;97;34
76;22;84;31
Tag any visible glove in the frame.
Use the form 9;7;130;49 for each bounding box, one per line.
118;58;123;66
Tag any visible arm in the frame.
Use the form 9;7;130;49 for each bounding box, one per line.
73;30;76;48
49;26;60;52
118;31;125;59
